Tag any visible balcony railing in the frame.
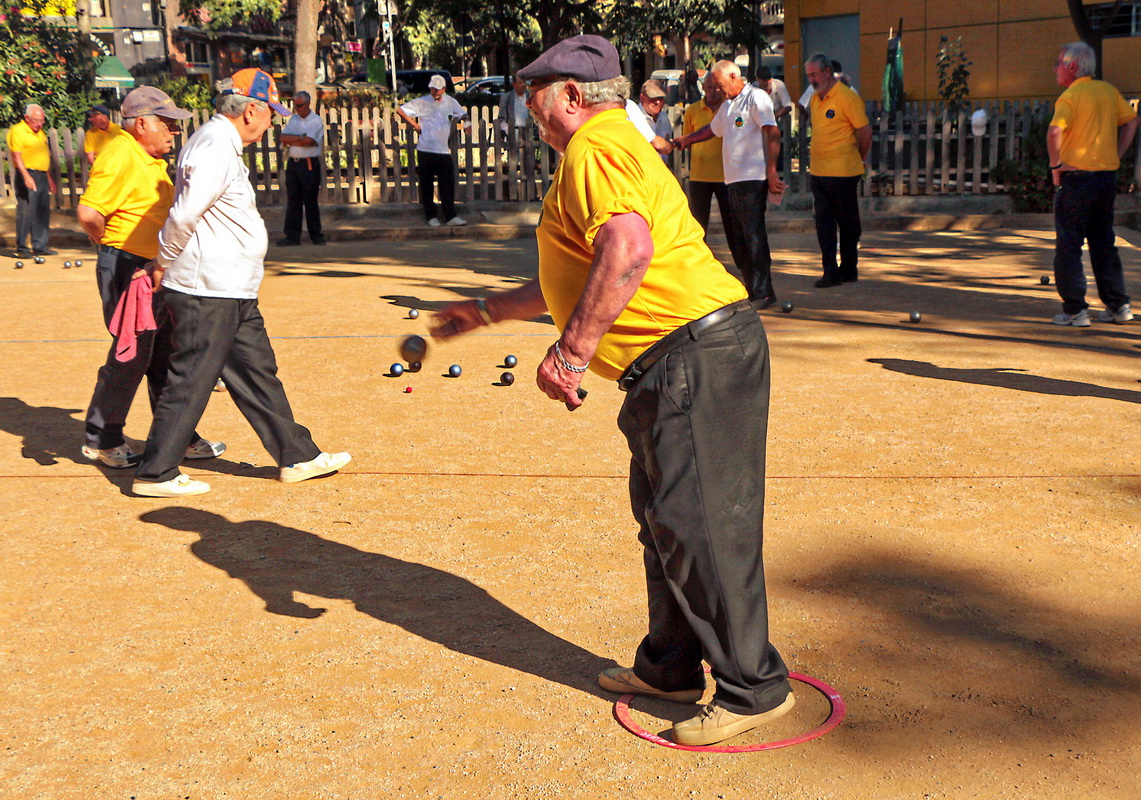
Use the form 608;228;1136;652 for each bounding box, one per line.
759;0;784;25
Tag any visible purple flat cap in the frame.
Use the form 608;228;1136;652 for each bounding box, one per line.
517;34;621;84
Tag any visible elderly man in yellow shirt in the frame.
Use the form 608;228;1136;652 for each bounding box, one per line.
76;86;224;469
6;103;57;257
682;73;726;239
430;35;794;747
83;104;123;166
805;53;871;288
1047;41;1139;327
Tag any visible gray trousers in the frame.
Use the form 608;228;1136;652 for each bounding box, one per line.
619;304;790;715
15;169;50;252
84;245;200;450
136;290;320;483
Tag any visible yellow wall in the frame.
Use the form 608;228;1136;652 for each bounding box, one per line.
785;0;1141;103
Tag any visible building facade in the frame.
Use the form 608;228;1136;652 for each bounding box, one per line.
783;0;1141;103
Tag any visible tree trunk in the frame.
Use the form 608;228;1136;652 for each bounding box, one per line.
294;0;321;99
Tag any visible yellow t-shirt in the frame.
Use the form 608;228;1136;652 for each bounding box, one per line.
84;122;124;158
809;81;869;177
683;99;724;183
1051;76;1137;172
6;120;50;171
78;133;173;259
536;108;748;381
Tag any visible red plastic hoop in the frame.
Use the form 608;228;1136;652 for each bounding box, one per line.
612;671;846;753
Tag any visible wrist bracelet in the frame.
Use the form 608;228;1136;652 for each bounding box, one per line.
554;341;589;373
475;298;493;326
1050;164;1061;170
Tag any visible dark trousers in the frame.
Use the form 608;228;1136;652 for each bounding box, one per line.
811;174;862;282
1054;171;1131;315
688;180;729;240
619;304;791;715
416;150;456;222
15;169;50;252
136;290;320;483
84;245;200;450
283;157;323;243
722;180;775;301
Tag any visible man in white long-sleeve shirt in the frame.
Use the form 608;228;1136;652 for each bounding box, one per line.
132;69;350;497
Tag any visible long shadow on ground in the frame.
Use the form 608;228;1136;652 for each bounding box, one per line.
0;397;87;467
140;507;616;699
869;359;1141;404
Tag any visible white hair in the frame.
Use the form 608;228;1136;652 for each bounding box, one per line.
1059;41;1096;78
24;103;45;116
214;77;267;117
711;61;741;81
806;53;832;74
540;76;630;110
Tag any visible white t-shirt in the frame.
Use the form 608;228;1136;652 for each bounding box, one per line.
625;99;656;142
709;84;777;184
763;78;792;113
799;85;814;109
281;109;323;158
401;94;466;155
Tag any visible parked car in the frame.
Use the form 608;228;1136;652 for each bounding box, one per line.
462;75;510;96
395;69;455;95
649;69;705;106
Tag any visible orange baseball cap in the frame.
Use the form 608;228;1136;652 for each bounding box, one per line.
223;68;291;116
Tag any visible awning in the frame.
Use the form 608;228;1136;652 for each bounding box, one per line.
95;56;135;89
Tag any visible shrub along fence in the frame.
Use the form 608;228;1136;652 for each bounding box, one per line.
2;99;1138;212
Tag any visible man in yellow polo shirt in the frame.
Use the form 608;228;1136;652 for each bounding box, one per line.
6;103;57;257
429;35;794;747
83;104;123;166
805;53;871;288
682;73;726;239
76;86;224;469
1047;41;1139;326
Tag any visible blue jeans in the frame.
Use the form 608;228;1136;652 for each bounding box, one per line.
1054;171;1130;315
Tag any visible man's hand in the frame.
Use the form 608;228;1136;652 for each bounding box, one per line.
429;300;487;340
23;174;35;191
767;168;787;194
651;135;673;155
536;340;586;408
145;260;165;290
48;174;56;193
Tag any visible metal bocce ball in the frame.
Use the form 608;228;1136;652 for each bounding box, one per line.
449;364;462;378
390;363;405;377
504;354;518;368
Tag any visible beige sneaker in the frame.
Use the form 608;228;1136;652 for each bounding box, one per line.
132;474;211;497
598;666;704;703
81;443;141;469
673;692;796;746
280;451;351;483
184;438;226;460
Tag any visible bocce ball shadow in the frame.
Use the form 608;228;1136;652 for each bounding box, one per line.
140;507;616;699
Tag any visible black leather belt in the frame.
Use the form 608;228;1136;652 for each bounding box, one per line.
617;300;750;391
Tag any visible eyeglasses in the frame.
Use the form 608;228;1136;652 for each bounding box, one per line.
527;77;560;93
643;96;665;105
156;117;182;132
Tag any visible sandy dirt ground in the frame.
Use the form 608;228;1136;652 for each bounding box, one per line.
1;229;1139;800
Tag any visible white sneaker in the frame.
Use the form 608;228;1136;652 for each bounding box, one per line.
81;443;141;469
185;438;226;460
445;216;467;226
1096;303;1133;323
1051;309;1091;327
280;451;352;483
132;474;211;497
427;218;442;228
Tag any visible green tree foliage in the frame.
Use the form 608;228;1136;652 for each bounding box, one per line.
178;0;284;31
936;35;971;118
152;76;216;110
608;0;765;67
0;2;102;127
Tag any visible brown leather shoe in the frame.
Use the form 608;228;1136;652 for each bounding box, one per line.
673;692;796;746
598;666;704;704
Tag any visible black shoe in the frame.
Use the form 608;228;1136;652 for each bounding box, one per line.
276;238;301;247
815;276;842;288
33;248;58;256
751;295;778;310
840;273;859;283
15;249;32;258
311;235;327;245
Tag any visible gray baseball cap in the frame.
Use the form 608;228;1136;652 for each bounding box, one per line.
517;35;621;85
120;86;192;120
